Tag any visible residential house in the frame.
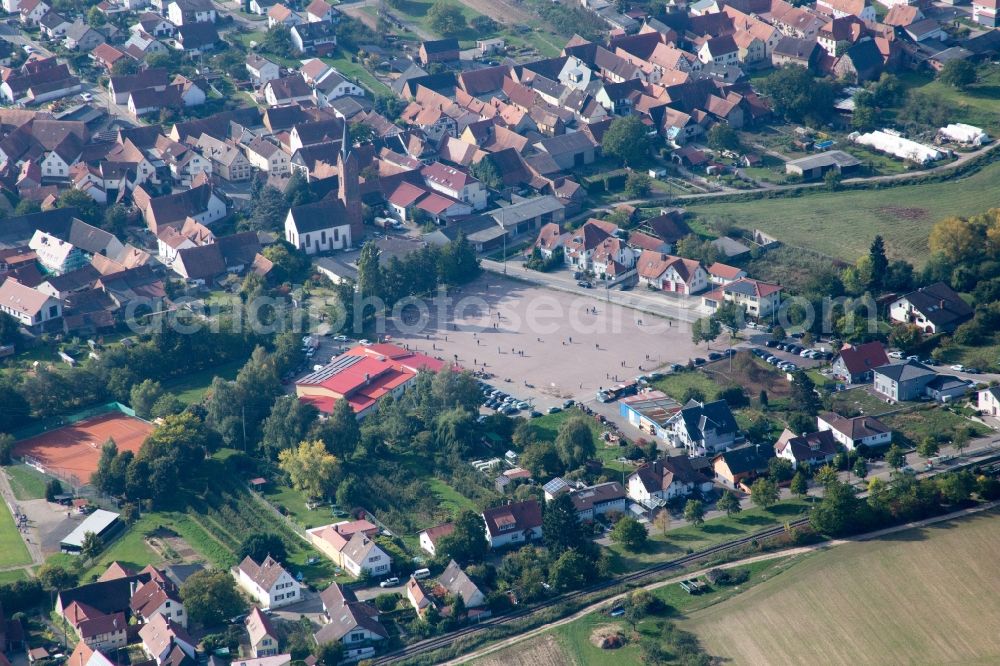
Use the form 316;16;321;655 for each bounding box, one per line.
232;556;302;610
831;341;890;384
973;0;998;27
245;137;290;174
635;250;708;294
834;39;883;83
817;0;876;21
109;69;169;104
0;58;82;105
698;35;740;66
249;0;276;14
406;577;434;618
64;21;105;51
565;481;628;521
131;13;176;38
873;359;938;401
245;608;279;658
61;605;127;652
666;399;744;457
313;69;365;105
706;262;746;286
138;614;195;666
419;39;460;65
772;36;822;70
30;230;87;274
193;134;252;181
977;386;1000;417
817;412;892;450
305;0;336;22
532;132;597;170
482;500;542;549
889;282;974;334
139;184;227;234
267;4;302;29
290;21;337;55
702;277;782;317
439;560;487;610
421;162;488;210
619;391;682;442
90;43;127;71
246;54;280;85
418;523;455;557
174;22;219;52
263;75;313;107
315;583;387;646
774;428;841;470
39;11;72;38
19;0;51;25
712;444;774;490
627;455;713;507
307;521;390;577
925;375;974;403
167;0;217;25
130;577;185;627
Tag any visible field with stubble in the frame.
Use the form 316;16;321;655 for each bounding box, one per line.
684;509;1000;666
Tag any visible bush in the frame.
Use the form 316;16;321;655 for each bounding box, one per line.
374;592;401;612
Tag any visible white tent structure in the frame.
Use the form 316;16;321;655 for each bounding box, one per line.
851;129;946;164
938;123;989;147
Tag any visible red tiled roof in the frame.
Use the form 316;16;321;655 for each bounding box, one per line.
836;341;889;376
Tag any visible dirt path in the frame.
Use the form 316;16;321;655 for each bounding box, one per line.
0;470;44;575
444;500;1000;665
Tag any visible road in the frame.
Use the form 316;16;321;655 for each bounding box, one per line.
340;0;435;41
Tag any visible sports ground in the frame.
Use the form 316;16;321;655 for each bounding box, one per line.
12;412;153;486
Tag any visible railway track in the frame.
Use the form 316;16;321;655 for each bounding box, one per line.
372;518;810;664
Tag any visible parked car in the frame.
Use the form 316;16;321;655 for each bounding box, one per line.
547;406;562;414
380;577;400;588
693;357;706;366
708;352;722;361
950;364;966;372
79;92;93;102
764;340;778;348
577;281;593;288
888;351;904;359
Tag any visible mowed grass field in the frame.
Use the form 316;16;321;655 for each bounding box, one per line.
684;509;1000;665
685;159;1000;265
0;498;32;568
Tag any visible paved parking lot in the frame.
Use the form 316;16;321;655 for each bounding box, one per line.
382;275;712;411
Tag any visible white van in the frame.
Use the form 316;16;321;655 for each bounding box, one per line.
412;568;431;580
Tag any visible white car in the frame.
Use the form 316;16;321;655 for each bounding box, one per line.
79;92;93;102
22;44;35;54
888;351;904;359
950;364;966;372
379;577;400;588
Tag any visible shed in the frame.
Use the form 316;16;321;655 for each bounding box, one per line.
60;509;122;552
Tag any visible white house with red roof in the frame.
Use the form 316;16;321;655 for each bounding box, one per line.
635;250;708;294
307;523;391;577
295;343;447;418
418;522;455;556
706;261;746;286
481;500;542;549
420;162;488;210
831;341;890;384
702;277;781;317
233;556;301;610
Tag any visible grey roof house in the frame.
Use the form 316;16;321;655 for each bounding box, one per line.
666;398;744;457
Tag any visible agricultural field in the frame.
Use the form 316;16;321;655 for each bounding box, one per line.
685;160;1000;266
684;510;1000;665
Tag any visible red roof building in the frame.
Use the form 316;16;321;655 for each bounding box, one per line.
295;343;447;418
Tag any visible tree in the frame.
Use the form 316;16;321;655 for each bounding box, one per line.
768;457;794;482
548;549;591;591
938;59;977;89
814;464;839;487
749;477;779;510
87;6;106;26
691;316;721;347
56;189;101;226
885;443;905;470
609;516;647;549
683;499;705;527
81;532;102;560
790;471;808;498
520;442;562;478
37;563;76;590
929;216;977;264
180;570;246;627
435;510;489;564
261;396;318;459
14;199;40;216
917;436;939;459
554;416;596;471
246;185;289;232
602;115;648;166
45;479;64;502
759;66;837;124
810;480;864;536
262;241;310;284
469;156;503;190
278;440;340;499
653;510;671;536
624;172;651;198
111;58;141;76
542;493;587;555
0;311;20;347
937;471;974;505
129;379;164;420
790;371;822;416
716;491;742;517
952;429;970;457
868;235;888;292
0;433;15;466
438;233;480;285
103;203;129;235
314;641;344;666
314;398;360;458
888;324;922;354
852;457;868;479
237;533;288;564
469;14;498;34
427;0;466;35
263;25;295;58
707;124;741;152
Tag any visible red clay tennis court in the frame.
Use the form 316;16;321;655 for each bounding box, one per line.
13;412;153;486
